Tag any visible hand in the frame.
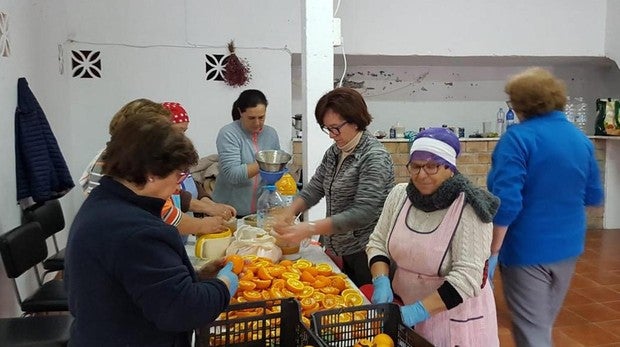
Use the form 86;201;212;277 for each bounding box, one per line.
273;222;313;245
197;258;226;281
488;254;499;286
201;198;237;219
401;301;431;327
196;216;227;235
216;262;239;297
371;275;393;304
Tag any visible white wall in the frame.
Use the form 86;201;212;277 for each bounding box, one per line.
606;0;620;66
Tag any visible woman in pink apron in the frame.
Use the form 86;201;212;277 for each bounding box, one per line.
366;128;500;347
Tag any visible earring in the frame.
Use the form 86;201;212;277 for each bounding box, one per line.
148;177;154;182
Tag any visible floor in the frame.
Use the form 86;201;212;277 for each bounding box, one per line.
495;229;620;347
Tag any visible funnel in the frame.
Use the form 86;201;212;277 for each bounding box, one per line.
260;168;287;186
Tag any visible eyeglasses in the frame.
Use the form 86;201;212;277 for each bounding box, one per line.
407;162;441;176
321;121;349;135
176;169;190;184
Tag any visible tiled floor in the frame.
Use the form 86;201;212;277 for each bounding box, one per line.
495;229;620;347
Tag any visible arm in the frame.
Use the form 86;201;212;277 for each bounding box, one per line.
216;126;256;184
176;214;227;236
189;197;237;219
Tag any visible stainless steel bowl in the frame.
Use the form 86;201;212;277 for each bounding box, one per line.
255;150;292;172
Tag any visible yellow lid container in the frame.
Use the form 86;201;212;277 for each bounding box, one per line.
195;228;232;260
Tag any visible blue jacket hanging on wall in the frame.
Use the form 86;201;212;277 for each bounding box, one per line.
15;77;74;208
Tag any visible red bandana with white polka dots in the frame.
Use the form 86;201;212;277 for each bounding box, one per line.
162;102;189;124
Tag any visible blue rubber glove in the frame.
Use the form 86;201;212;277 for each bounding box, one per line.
216;262;239;297
401;301;431;327
488;254;499;286
371;275;393;304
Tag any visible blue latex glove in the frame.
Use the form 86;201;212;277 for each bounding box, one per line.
401;301;431;327
216;262;239;297
488;254;499;286
371;275;394;304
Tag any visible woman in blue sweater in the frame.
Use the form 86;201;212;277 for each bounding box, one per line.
487;67;604;347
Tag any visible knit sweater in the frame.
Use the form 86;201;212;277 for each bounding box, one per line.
487;110;604;266
65;177;230;346
366;183;492;301
298;131;394;256
213;121;280;216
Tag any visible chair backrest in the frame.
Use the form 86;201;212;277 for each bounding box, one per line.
22;199;65;239
0;222;48;279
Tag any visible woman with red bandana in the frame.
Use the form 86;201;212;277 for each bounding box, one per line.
212;90;281;217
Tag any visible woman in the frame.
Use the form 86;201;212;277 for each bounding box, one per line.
65;111;238;346
212;89;281;217
274;87;394;287
366;127;500;346
487;67;604;347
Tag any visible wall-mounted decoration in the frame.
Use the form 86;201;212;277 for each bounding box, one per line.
71;50;101;78
205;54;229;81
0;11;10;57
223;40;251;87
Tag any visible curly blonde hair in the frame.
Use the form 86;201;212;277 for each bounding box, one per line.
505;67;567;120
108;98;172;135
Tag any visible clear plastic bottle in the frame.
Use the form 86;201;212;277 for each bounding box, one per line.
275;173;297;206
256;185;284;231
574;96;588;133
496;107;505;136
505;108;516;128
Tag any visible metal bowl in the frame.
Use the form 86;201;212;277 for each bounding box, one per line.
255;150;292;172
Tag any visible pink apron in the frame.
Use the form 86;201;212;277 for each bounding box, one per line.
389;192;498;347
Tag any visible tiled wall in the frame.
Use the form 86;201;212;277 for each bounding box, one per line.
292;138;606;229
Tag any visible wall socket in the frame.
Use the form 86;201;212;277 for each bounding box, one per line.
332;17;342;47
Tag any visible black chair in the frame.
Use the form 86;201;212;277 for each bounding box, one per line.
0;315;72;346
22;199;66;275
0;221;69;314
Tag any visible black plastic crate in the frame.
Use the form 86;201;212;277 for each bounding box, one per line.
311;303;434;347
195;298;322;346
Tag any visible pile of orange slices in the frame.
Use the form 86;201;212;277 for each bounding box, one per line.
223;255;366;326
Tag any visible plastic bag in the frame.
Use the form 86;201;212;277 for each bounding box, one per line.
225;225;282;262
595;98;620;136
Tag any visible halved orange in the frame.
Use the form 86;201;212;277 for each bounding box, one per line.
252;278;271;290
271;278;286;289
268;265;286;278
300;270;317;283
301;316;311;327
239;270;254;281
261;290;271;300
344;292;364;306
243;290;263;301
322;294;339;309
315;263;333;276
298;285;315;298
269;287;285;299
320;286;340;295
311;291;325;302
281;288;296;298
226;254;245;274
257;266;274;280
292;259;312;270
340;288;360;298
299;297;317;310
238;280;257;291
279;259;294;267
242;254;258;262
281;272;301;280
305;266;319;277
285;278;305;293
330;276;348;291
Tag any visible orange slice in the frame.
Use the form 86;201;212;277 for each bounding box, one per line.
271;278;286;290
281;272;301;280
261;290;271;300
315;263;333;276
281;288;296;298
279;259;294;267
340;288;359;298
330;276;347;292
252;278;271;290
320;286;340;295
305;266;319;277
269;287;285;299
268;265;286;278
300;270;317;283
238;280;257;291
313;275;330;289
257;266;274;280
298;285;315;298
311;291;325;302
243;290;263;301
242;254;258;262
226;254;245;274
292;259;312;270
239;270;254;281
300;297;317;310
344;292;364;306
321;294;339;309
285;278;305;293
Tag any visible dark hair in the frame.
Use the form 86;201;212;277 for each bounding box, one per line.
314;87;372;130
231;89;268;121
505;67;567;120
103;114;198;186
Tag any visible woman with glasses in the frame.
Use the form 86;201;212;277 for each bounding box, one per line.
66;112;238;346
213;89;281;217
274;87;394;287
366;127;500;346
487;68;604;347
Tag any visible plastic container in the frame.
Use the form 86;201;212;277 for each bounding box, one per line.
194;229;232;260
195;298;322;347
311;303;433;347
256;185;285;232
506;108;516;127
496;107;505;136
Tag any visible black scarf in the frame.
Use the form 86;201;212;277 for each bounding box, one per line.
405;174;499;223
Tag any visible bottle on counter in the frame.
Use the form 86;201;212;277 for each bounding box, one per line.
496;107;505;136
389;124;396;139
506;108;516;128
256;185;284;231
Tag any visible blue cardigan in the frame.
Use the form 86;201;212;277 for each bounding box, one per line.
15;77;74;206
487;111;604;266
65;177;230;346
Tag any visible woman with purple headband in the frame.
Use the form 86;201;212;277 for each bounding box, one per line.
366;127;500;346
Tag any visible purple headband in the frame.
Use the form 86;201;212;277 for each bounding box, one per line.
409;127;460;172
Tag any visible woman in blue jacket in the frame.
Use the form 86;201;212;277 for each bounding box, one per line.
487;67;604;347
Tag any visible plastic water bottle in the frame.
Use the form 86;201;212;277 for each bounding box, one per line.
506;108;516;128
574;96;588;133
275;173;297;206
256;185;284;231
496;108;505;136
